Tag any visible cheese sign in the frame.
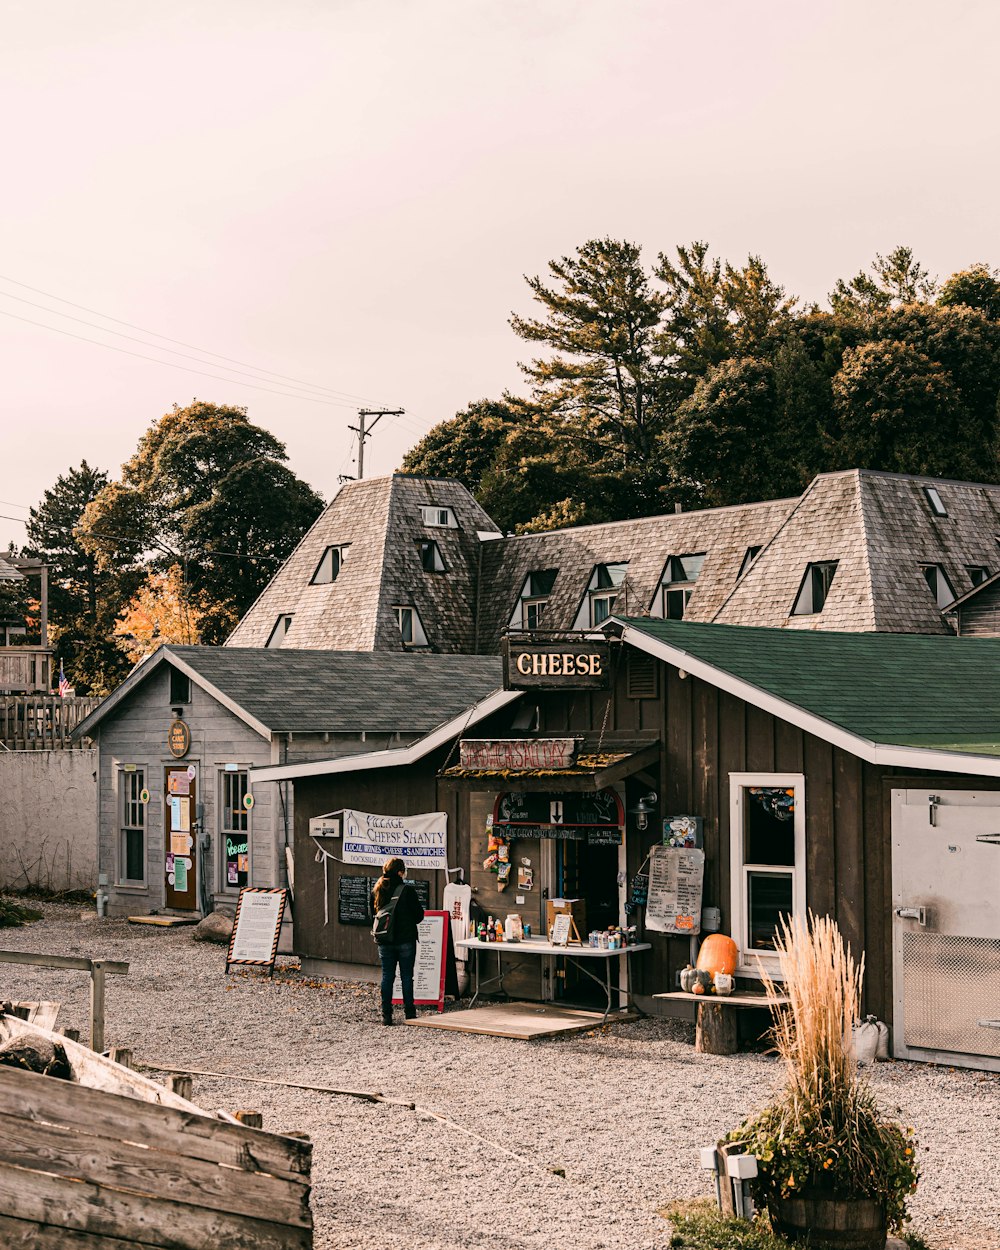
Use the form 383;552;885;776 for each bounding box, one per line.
503;640;610;690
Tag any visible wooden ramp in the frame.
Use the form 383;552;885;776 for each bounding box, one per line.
0;1015;312;1248
406;1001;625;1039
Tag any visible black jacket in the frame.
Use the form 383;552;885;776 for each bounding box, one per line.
373;880;424;945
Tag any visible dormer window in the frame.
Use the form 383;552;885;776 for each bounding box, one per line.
967;566;990;588
510;569;558;631
311;545;349;585
654;553;705;620
394;605;428;647
573;562;628;629
418;540;446;573
924;486;947;517
791;561;838;616
420;505;457;528
921;564;955;609
737;546;763;580
266;615;292;648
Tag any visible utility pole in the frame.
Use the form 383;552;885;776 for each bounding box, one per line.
347;408;405;480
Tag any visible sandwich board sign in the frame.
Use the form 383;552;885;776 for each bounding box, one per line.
226;887;288;977
392;910;449;1012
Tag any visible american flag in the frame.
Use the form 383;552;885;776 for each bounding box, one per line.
57;662;73;698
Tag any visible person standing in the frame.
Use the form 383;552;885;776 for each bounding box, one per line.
372;856;424;1025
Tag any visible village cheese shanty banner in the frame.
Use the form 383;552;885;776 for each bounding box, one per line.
342;809;449;870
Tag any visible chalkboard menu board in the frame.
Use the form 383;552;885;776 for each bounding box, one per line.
587;828;623;845
337;875;431;926
495;789;622;828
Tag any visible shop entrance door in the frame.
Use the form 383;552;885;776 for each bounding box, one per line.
555;837;625;1005
891;789;1000;1070
164;766;198;910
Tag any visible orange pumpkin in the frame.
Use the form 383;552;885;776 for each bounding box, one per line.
696;933;738;978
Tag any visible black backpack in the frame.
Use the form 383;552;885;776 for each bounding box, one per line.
371;883;404;943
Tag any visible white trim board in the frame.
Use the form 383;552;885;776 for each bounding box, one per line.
616;621;1000;778
251;687;522;782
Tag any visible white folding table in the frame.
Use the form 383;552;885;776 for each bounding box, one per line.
456;936;651;1023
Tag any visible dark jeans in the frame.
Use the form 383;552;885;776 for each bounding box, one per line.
378;941;417;1017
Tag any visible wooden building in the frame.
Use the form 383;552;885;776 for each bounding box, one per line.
74;646;502;920
256;619;1000;1072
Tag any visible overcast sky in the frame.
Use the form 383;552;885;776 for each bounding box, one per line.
2;0;997;549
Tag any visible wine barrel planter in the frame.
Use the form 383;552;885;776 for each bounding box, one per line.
772;1193;887;1249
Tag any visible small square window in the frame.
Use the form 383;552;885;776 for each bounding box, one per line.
266;615;293;648
418;540;446;573
921;564;955;609
967;565;990;588
169;667;190;704
791;561;839;615
311;545;349;584
394;605;428;646
737;546;762;580
924;486;947;517
420;505;456;528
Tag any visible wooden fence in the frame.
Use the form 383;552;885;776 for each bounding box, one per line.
0;1060;313;1249
0;695;100;750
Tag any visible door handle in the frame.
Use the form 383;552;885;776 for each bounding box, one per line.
894;906;927;926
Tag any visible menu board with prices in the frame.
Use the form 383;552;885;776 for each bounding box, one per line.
644;846;705;935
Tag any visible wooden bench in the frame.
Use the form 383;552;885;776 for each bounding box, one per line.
653;990;789;1055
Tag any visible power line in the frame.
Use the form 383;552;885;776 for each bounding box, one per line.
0;306;365;409
0;273;383;405
0;288;372;405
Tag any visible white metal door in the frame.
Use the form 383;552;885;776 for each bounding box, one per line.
892;789;1000;1070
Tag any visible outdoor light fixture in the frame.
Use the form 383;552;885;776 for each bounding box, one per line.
629;792;658;831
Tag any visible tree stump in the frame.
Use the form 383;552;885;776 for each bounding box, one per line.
695;1003;739;1055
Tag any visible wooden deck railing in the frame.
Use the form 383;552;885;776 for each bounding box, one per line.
0;646;53;694
0;695;101;751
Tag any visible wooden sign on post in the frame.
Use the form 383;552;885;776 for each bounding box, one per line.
226;887;287;977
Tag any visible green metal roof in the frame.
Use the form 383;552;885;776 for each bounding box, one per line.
618;617;1000;757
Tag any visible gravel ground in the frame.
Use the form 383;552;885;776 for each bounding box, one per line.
0;902;995;1250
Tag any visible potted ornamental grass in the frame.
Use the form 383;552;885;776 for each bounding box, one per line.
728;913;918;1250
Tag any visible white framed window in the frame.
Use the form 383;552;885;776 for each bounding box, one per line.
311;545;349;584
420;505;457;528
418;540;446;573
119;767;146;885
651;553;705;619
266;614;293;648
791;561;838;615
509;569;558;630
394;605;428;646
920;563;955;609
729;773;805;978
220;768;250;891
572;562;628;629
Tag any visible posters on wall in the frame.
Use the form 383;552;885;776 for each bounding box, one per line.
342;810;448;870
644;845;705;934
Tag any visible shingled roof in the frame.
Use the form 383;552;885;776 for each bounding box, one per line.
74;646;504;738
225;467;1000;655
619;615;1000;760
226;475;498;652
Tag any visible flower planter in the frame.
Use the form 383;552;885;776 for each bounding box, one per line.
772;1192;887;1250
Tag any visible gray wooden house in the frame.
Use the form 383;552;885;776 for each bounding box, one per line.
74;646;502;919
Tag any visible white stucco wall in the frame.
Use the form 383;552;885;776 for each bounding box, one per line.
0;750;98;893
